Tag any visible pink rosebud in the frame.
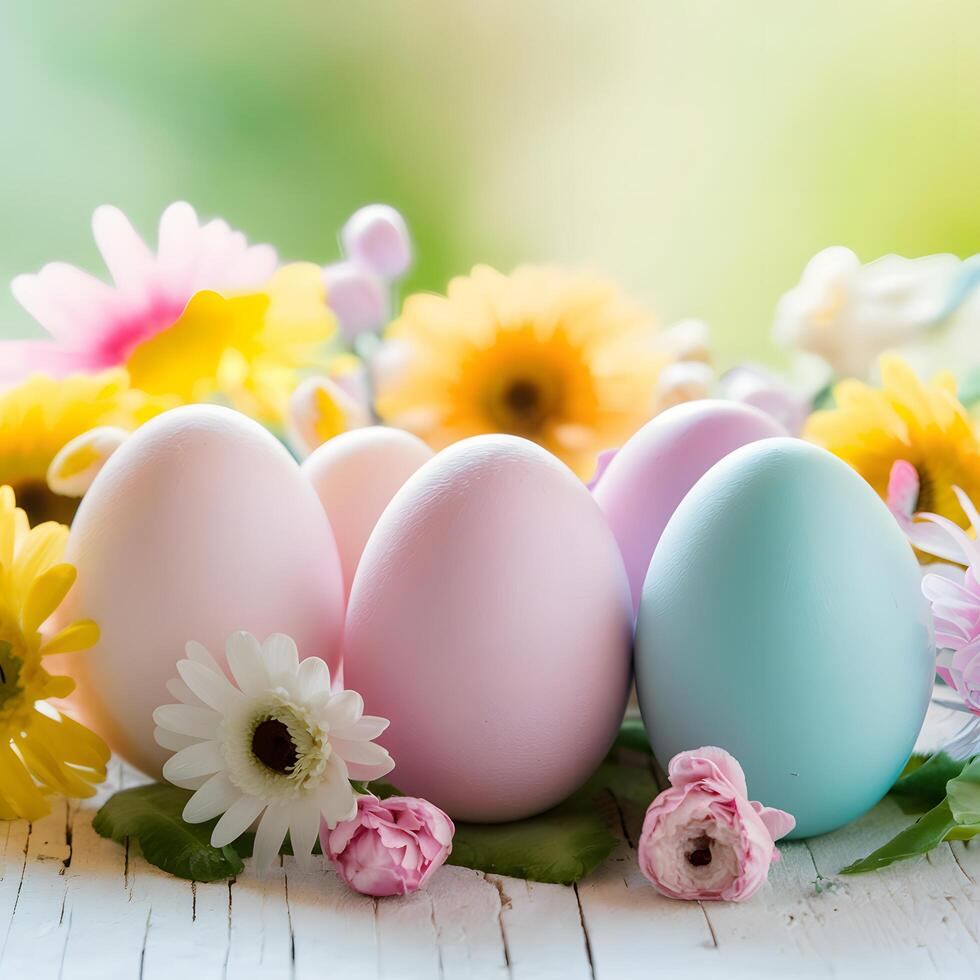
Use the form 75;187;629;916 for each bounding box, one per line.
322;795;455;897
639;747;795;902
341;204;413;281
323;261;390;341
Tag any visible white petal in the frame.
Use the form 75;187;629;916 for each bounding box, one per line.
253;804;291;872
211;795;267;848
167;677;204;707
183;773;241;824
153;704;220;739
330;737;392;768
225;631;270;696
153;726;197;752
344;756;396;783
177;659;244;714
185;640;223;673
262;634;299;679
332;714;389;742
162;740;224;782
288;798;322;872
295;656;331;697
323;690;363;730
317;758;357;829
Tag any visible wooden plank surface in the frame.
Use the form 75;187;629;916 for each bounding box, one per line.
1;701;978;979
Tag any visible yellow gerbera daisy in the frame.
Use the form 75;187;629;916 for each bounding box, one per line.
0;369;164;526
0;485;107;821
805;354;980;525
376;265;667;478
125;263;335;423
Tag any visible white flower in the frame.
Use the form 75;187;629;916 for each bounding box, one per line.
773;246;961;379
153;632;394;871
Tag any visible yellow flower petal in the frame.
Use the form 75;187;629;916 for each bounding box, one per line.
11;521;68;604
21;562;76;635
806;354;980;524
0;743;50;821
41;619;100;656
378;265;666;478
0;371;164;527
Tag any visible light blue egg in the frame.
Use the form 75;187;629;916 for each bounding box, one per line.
635;438;934;838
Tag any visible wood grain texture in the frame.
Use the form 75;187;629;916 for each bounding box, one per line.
0;701;978;979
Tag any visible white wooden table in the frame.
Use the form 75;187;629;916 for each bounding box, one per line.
1;701;978;980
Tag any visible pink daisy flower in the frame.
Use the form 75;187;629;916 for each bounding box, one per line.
1;202;277;385
887;459;980;714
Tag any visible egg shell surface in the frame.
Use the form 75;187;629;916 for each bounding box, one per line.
594;400;786;615
52;405;345;778
302;427;433;601
344;434;633;822
635;437;934;838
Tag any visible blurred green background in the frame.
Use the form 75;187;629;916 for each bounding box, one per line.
2;0;980;367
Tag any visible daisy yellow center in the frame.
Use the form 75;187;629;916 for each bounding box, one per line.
377;264;666;479
805;355;980;530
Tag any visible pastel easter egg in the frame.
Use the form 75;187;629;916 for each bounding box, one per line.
594;400;786;615
52;405;345;778
635;438;934;838
302;427;434;600
344;434;633;822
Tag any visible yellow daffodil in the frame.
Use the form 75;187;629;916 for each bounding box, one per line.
124;263;336;423
806;354;980;526
376;265;667;479
0;485;107;820
0;370;164;525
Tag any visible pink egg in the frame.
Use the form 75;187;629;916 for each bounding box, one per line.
593;400;786;615
344;435;633;822
302;427;434;601
52;405;345;777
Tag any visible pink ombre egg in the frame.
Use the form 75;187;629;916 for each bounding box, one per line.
51;405;345;778
344;435;633;822
593;400;786;616
302;427;434;601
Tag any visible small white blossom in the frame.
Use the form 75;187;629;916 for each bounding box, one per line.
154;632;393;871
773;246;961;379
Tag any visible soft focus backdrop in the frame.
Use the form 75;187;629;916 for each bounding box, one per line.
3;0;980;366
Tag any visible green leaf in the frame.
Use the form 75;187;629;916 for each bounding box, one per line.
944;823;980;841
93;783;245;882
612;718;653;756
946;757;980;824
891;753;973;814
94;741;660;888
840;800;957;874
446;762;657;885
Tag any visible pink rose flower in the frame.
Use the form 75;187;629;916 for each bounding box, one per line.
322;795;455;897
639;747;795;902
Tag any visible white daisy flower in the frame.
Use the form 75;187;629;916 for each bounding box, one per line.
153;631;394;871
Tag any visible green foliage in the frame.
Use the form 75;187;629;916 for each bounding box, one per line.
843;754;980;874
93;720;657;886
890;752;972;814
92;783;245;883
840;800;957;874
